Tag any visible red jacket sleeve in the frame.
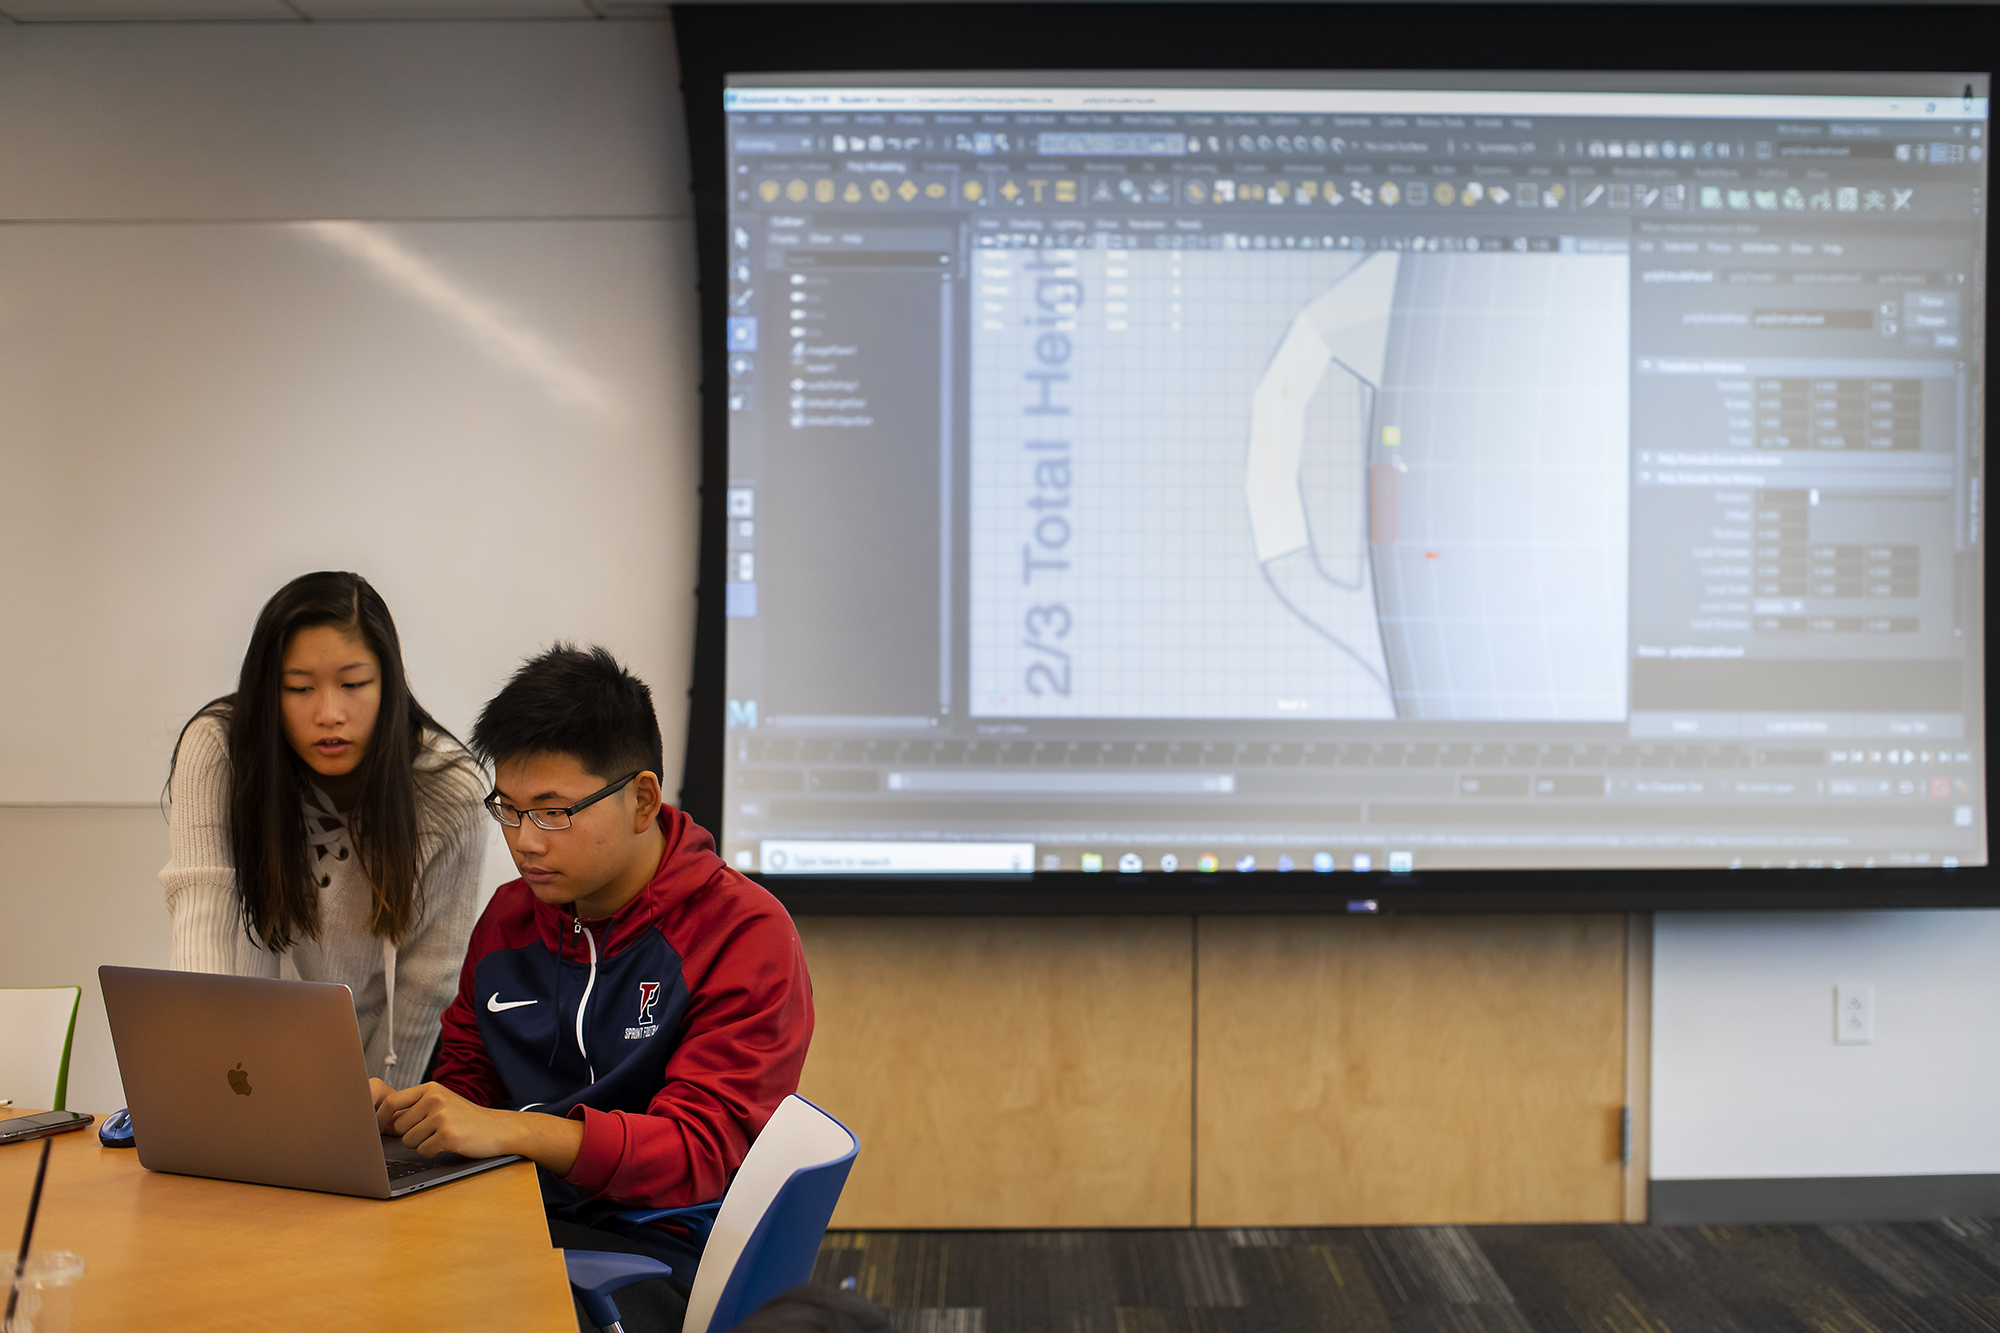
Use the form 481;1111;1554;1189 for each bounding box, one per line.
430;916;512;1110
560;887;814;1208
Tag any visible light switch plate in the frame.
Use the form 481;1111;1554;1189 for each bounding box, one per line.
1836;983;1875;1045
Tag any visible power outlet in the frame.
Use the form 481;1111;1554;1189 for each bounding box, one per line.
1835;983;1875;1045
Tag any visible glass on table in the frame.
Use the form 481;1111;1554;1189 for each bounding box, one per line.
4;1250;85;1333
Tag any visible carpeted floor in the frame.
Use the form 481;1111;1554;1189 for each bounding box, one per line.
810;1220;2000;1333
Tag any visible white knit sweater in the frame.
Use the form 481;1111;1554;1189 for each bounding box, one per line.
161;713;488;1089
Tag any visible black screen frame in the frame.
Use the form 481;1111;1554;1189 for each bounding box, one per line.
673;2;1998;913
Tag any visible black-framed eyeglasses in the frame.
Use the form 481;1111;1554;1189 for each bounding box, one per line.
485;772;641;831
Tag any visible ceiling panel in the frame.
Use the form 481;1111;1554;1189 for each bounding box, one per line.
0;0;618;16
0;0;300;17
292;0;593;16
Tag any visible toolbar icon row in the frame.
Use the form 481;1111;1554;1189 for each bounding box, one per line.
1694;185;1912;212
1199;178;1567;209
753;174;1593;211
755;177;954;204
1067;851;1417;873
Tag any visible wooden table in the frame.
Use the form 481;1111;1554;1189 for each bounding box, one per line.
0;1114;575;1331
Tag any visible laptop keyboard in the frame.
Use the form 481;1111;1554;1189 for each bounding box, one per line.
385;1158;434;1181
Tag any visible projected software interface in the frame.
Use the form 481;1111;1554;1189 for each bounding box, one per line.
718;77;1988;876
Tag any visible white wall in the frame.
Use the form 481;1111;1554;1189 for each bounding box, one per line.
0;18;697;1114
1652;910;2000;1180
0;810;172;1115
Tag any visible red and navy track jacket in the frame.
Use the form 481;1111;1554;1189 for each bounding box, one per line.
431;807;813;1226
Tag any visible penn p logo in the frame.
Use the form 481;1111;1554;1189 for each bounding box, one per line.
625;981;664;1041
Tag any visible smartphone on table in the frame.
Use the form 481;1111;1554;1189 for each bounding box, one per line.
0;1110;95;1146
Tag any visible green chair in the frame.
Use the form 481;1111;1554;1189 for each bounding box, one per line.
0;987;83;1111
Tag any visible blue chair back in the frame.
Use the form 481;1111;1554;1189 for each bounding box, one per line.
683;1095;858;1333
706;1150;856;1331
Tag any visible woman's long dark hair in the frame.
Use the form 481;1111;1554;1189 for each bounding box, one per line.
168;572;466;951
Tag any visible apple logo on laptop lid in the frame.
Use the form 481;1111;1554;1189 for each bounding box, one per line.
228;1063;252;1096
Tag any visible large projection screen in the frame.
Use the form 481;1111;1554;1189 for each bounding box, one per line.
685;41;1994;910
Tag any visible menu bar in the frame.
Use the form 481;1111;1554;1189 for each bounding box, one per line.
727;85;1990;122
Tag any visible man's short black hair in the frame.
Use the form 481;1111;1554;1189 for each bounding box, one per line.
472;643;664;784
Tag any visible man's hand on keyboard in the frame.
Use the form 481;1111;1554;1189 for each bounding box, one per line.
374;1080;584;1174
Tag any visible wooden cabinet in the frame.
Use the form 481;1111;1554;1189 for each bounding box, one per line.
797;917;1194;1228
796;913;1637;1228
1194;914;1628;1226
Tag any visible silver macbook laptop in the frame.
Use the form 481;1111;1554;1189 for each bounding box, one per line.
100;966;518;1199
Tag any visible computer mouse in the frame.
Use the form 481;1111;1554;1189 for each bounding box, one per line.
99;1107;135;1148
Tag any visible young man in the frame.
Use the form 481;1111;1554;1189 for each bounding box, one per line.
372;644;813;1324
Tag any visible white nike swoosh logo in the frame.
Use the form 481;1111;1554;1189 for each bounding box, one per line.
487;994;538;1012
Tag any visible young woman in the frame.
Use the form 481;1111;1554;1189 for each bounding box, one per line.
161;571;487;1088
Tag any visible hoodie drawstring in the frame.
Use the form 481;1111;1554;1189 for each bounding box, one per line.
542;909;601;1083
380;936;400;1080
576;919;598;1084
